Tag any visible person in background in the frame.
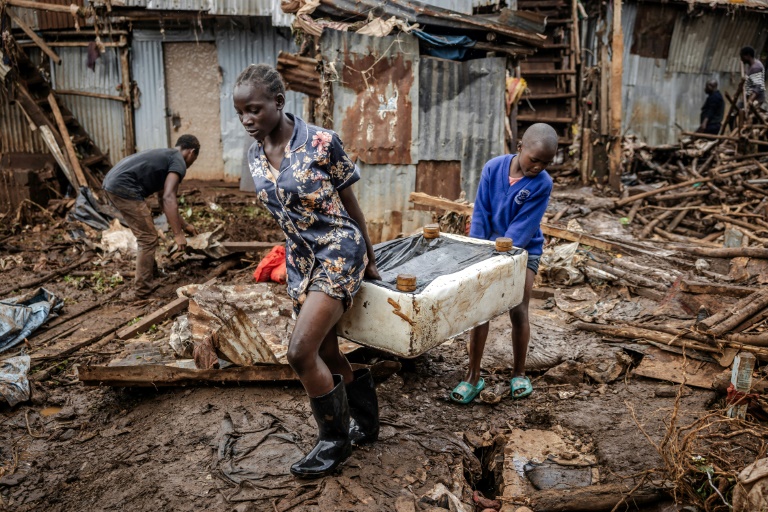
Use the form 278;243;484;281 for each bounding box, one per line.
102;135;200;301
697;80;724;135
741;46;766;110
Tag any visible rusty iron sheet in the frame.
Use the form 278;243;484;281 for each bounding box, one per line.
321;30;418;165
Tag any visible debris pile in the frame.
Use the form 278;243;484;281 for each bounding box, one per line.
615;135;768;250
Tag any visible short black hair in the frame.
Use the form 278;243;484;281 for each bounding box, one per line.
175;134;200;155
234;64;286;97
741;46;755;58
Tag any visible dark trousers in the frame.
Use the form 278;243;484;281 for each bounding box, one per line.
104;191;158;297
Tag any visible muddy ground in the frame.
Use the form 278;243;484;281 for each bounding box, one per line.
0;184;733;511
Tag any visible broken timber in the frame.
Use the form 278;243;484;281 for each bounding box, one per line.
78;361;401;387
116;278;217;340
220;241;277;253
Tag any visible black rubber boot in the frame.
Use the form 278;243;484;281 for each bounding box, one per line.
290;375;352;478
346;368;380;445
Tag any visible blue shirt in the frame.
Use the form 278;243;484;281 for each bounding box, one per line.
469;154;553;256
247;114;367;308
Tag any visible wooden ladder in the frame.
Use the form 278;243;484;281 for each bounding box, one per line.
10;41;113;193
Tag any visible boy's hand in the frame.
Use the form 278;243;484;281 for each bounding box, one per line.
364;260;381;280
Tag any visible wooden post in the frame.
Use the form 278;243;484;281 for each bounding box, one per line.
7;9;61;65
47;92;88;189
120;47;136;156
608;0;623;191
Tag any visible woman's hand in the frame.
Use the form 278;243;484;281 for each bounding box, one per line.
364;259;381;280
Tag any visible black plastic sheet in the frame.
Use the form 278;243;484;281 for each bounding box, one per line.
372;234;522;294
0;288;63;354
68;187;123;231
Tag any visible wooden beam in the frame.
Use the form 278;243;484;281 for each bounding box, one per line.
608;0;623;191
54;89;128;102
116;278;218;340
119;48;135;156
78;361;401;387
540;223;616;252
408;192;474;216
616;177;713;206
8;8;61;65
116;296;190;340
680;281;758;298
666;244;768;260
220;241;279;253
38;125;78;190
47;92;88;189
5;0;85;15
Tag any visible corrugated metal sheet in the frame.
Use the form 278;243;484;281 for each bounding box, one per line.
124;0;293;24
145;0;210;10
620;1;753;146
0;87;49;155
51;47;128;162
417;0;500;15
667;10;767;73
132;39;169;152
216;18;305;181
9;8;40;31
321;30;419;165
351;163;433;242
419;56;505;202
133;28;215;42
37;0;84;30
209;0;271;15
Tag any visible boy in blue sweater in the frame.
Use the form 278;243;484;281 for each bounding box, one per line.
451;123;557;404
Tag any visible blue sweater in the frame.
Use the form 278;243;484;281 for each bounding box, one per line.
469;154;553;256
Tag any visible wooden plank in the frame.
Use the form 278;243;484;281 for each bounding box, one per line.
8;8;61;65
220;241;278;252
608;0;623;191
116;296;189;340
47;92;88;189
408;192;474;216
632;346;728;389
78;361;401;387
119;47;135;156
116;278;218;340
6;0;85;14
54;89;128;102
680;281;758;298
540;223;617;252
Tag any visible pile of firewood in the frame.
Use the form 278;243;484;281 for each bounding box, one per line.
615;135;768;249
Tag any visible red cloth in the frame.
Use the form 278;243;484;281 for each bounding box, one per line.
726;382;759;406
253;245;287;284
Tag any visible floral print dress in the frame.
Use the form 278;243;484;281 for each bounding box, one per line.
247;114;367;312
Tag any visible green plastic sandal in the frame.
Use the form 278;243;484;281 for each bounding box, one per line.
510;376;533;399
450;378;485;404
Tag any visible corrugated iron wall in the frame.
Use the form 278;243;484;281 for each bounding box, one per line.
419;56;505;202
418;0;500;14
352;163;433;242
131;39;168;153
51;46;128;162
321;30;420;165
216;18;305;181
620;1;767;146
0;86;49;155
666;12;767;74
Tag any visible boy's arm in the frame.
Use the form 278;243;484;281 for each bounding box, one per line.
469;166;492;239
503;182;552;248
